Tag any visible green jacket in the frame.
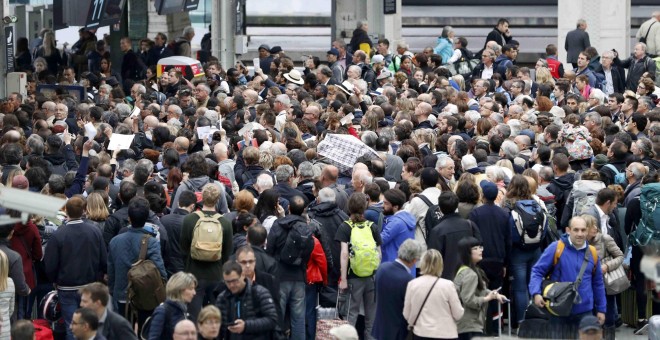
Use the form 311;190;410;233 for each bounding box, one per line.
180;210;233;281
453;266;491;334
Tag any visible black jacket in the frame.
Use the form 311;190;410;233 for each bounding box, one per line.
485;28;511;48
615;54;657;91
597;65;626;94
159;208;189;275
101;309;137;340
273;183;307;206
308;202;348;285
349;28;372;53
427;213;481;280
217;280;278;340
296;179;315;203
104;207;164;246
252;245;278;277
469;203;511;264
265;215;313;282
0;240;30;295
547;173;576;225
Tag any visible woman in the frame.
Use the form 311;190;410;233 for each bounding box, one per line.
15;37;33;72
8;207;42;320
404;249;464;339
36;31;62;75
455;174;481;219
582;214;624;328
33;57;50;82
197;305;221;340
412;128;435;158
0;250;15;340
402;157;423;181
575;74;591;100
400;55;414;77
253;189;283;233
454;237;507;340
231;211;258;252
223;190;256;223
99;55;121;83
86;191;109;230
636;77;655;98
147;272;197;340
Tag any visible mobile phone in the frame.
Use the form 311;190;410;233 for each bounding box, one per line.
228;321;238;327
495;287;502;292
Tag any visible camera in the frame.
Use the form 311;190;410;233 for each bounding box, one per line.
0;188;67;223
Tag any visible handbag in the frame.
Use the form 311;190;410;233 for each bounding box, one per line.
407;277;440;339
603;257;630;295
541;248;590;317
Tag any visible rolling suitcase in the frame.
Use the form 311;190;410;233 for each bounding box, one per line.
620;287;653;327
649;315;660;339
496;298;512;337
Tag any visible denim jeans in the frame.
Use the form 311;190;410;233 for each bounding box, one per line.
347;276;376;340
605;295;618;327
280;281;306;340
58;289;81;340
305;284;320;340
510;247;541;323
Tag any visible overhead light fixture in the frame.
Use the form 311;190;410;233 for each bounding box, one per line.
3;16;17;25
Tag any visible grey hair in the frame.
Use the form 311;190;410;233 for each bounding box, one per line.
27;134;45;155
197;84;211;94
636;138;655;158
485;165;506;182
99;84;112;93
491;44;501;55
441;26;454;38
637;42;647;52
500;140;519;159
255;173;274;190
576;19;587;27
436;155;453;169
169;104;182;116
497;124;511;139
183;26;195;37
539;166;554;182
585;112;602;125
298;161;315;178
348;65;362;76
379;127;395;142
639;96;654;110
507;119;522;137
630;163;645;180
397;239;426;263
396;40;408;50
317;65;332;78
590;89;606;105
354;169;373;185
115;103;132;120
135;84;146;95
121;159;137;173
275;94;290;107
361;131;378;148
602;50;615;59
275;164;295;183
357;20;368;29
318;187;336;203
465;110;481;126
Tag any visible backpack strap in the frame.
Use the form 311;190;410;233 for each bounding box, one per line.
456;265;469;278
603;164;619;174
138;234;150;261
417;194;433;207
553;240;565;266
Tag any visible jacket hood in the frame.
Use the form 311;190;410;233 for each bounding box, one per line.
309;202;340;217
186;176;212;190
275;214;306;230
495;54;509;63
388;211;416;230
572;179;605;192
13;221;34;236
552;173;575;191
44;153;66;165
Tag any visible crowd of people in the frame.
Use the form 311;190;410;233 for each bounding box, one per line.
1;10;660;340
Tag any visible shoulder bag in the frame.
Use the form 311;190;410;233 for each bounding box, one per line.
407;277;440;339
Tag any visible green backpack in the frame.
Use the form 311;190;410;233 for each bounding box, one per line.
630;183;660;247
347;220;380;277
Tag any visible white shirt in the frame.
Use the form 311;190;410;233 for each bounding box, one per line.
595;205;610;236
275;110;287;132
602;68;614;95
481;64;494;79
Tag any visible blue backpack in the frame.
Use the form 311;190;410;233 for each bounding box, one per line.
511;199;547;250
604;164;627;185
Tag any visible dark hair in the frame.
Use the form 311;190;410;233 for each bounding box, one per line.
595;188;617;205
348;192;368;222
119;180;138;204
222;260;243;276
457;236;486;291
364;183;381;202
456;179;480;205
185;153;209;178
128;197;151;228
233;211;256;234
74;308;99;331
384;188;407;210
289;195;306;216
11;319;35;340
632;113;648;132
78;282;110;307
438;191;459;215
253;189;279;222
178;190;197;208
247;224;268;246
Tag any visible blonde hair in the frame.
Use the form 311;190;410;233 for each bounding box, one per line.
166;272;198;301
5;168;24;188
202;183;221;207
0;250;9;292
452;75;465;91
420;249;444;276
535;67;554;85
198;305;221;325
86;192;109;221
412;129;436;152
524;175;538;195
580;214;598;231
495;159;514;173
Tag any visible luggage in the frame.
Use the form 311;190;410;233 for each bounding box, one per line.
315;289;350;340
620;287;653;327
496;298;511;337
649;315;660;339
517;304;549;339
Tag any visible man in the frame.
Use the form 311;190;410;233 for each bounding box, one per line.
578;315;604;340
326;48;344;84
619;96;637;126
107;197;167;327
79;283;136;340
413;102;434;130
530;217;606;335
181;184;233;320
147;32;173;67
320;165;349;212
62;67;79;85
485;18;513;48
216;261;279;339
332;40;353;72
607;93;624;123
258;44;273;75
494;44;516;79
426;191;481;280
265;195;314;340
308;188;349;294
195;83;211;108
472;79;489;101
627;113;649;140
636;11;660;57
274;165;307;205
173;320;197;340
336;193;382;339
173;26;195;58
372;240;424;340
215;143;237;193
71;308;106;340
376;38;394;67
599;141;628;187
545;44;565;78
575;52;597;88
380;189;416;268
584;112;604;137
274;94;291;133
11;320;35;340
472;48;496;79
246;224;278;276
436;155;456;189
120;37;144;84
566;19;591;68
303;104;325;135
160;190;197;275
584;188;625;250
352;50;376;85
45;194;107;340
547;154;576;228
598;50;625;95
616;42;657;91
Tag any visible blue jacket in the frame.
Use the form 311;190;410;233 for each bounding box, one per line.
434;37;453;65
494;55;513;79
108;228;167;302
528;234;606;315
380;211;415;267
372;261;413;340
147;299;187;340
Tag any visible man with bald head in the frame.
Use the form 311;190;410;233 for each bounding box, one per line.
43;101;57;127
320;165;348;212
174;137;190;165
242;89;259;121
514;134;532;167
173;319;197;340
215;143;237;193
413;102;434;130
303;104;324;134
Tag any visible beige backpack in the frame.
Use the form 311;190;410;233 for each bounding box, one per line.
190;211;223;261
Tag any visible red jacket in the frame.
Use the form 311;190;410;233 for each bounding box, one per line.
10;221;43;289
546;57;562;79
306;236;328;285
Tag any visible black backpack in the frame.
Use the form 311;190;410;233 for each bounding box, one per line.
511;200;547;250
418;195;444;238
279;222;314;266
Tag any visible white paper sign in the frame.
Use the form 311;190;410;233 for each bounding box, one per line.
196;126;211;140
84;122;97;139
130;107;141;118
340;113;354;125
107;134;135;150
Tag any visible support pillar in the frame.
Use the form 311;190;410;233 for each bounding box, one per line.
0;0;8;97
366;0;401;43
558;0;630;71
212;0;235;69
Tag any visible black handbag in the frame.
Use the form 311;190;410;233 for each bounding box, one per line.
541;248;591;317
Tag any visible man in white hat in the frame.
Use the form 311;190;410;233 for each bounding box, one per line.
284;69;305;86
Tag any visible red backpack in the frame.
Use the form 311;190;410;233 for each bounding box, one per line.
33;319;54;340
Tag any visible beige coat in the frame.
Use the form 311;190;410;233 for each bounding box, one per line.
403;275;464;339
590;232;624;274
